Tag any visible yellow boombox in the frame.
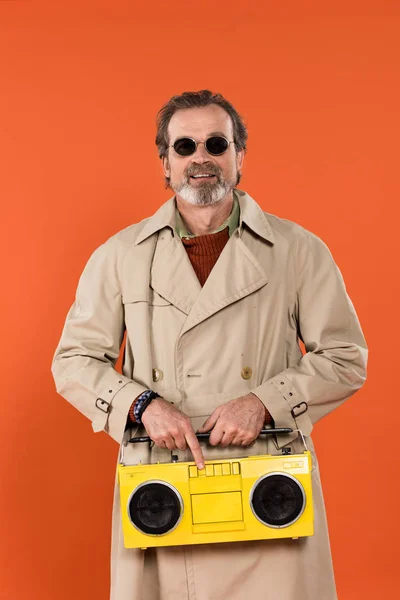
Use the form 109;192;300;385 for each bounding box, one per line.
118;428;314;549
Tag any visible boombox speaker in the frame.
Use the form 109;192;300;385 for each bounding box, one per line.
118;428;314;549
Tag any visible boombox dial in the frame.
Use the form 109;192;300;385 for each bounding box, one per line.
250;473;306;528
128;481;183;535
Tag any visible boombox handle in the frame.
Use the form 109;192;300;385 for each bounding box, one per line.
120;428;308;466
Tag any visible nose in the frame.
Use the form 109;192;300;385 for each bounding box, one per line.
190;141;210;163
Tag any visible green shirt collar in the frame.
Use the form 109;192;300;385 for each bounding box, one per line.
175;191;240;238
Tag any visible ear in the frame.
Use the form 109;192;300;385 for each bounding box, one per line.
236;149;245;172
162;156;170;178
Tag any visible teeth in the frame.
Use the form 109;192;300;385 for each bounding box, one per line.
192;174;214;178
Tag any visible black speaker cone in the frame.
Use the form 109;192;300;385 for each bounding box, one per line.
128;482;182;535
251;474;305;527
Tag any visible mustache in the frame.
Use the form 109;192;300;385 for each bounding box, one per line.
185;166;221;177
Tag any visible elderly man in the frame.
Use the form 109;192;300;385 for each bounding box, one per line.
51;89;368;600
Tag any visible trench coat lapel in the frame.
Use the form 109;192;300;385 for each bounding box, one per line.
134;189;276;326
134;196;202;314
150;234;202;315
180;229;269;335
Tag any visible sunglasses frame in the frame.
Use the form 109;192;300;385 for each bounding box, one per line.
169;135;235;157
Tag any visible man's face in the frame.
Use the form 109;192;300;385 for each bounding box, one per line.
162;105;245;206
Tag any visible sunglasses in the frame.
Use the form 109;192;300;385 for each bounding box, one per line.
169;136;234;157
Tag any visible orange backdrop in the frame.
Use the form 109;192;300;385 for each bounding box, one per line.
1;1;398;599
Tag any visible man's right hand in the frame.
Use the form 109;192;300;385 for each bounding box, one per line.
141;397;205;470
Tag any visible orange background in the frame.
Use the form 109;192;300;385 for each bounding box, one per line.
1;2;398;599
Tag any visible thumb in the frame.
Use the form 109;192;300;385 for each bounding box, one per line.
197;410;220;433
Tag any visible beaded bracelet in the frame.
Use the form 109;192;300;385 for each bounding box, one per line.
128;397;140;424
133;390;160;424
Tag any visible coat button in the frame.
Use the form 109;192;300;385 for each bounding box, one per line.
152;368;163;382
241;367;252;380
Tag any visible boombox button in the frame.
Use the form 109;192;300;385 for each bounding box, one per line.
189;466;198;478
283;461;304;469
205;465;214;476
222;464;231;475
232;462;240;475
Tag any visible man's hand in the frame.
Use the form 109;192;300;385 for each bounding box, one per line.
197;393;266;447
141;397;205;469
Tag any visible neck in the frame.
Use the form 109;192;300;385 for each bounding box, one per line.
176;191;234;236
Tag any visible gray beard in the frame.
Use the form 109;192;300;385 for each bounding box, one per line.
171;178;233;206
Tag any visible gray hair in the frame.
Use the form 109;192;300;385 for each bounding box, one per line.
155;89;248;160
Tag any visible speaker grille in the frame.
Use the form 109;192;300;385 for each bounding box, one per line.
251;474;305;527
128;482;182;535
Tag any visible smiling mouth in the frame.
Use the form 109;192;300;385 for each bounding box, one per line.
189;174;217;181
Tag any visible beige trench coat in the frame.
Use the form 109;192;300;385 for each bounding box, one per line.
51;189;368;600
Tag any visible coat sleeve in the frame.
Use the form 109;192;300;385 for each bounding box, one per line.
50;237;148;444
251;228;368;447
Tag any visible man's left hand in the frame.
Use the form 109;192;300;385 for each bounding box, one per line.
197;393;266;447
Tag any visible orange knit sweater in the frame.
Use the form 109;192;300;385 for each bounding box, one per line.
181;226;230;286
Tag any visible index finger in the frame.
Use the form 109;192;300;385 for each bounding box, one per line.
185;430;205;470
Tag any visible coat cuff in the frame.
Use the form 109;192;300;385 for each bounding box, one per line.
251;373;313;449
92;381;148;444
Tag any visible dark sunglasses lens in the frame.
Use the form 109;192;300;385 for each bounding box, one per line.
173;138;196;156
205;136;229;155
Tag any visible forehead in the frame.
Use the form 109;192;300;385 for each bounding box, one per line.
168;105;233;141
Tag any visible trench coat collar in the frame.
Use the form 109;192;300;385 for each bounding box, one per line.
133;189;275;333
134;188;276;246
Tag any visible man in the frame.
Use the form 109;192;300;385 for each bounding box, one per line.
51;90;368;600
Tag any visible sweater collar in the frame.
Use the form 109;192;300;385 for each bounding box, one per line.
175;192;239;239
